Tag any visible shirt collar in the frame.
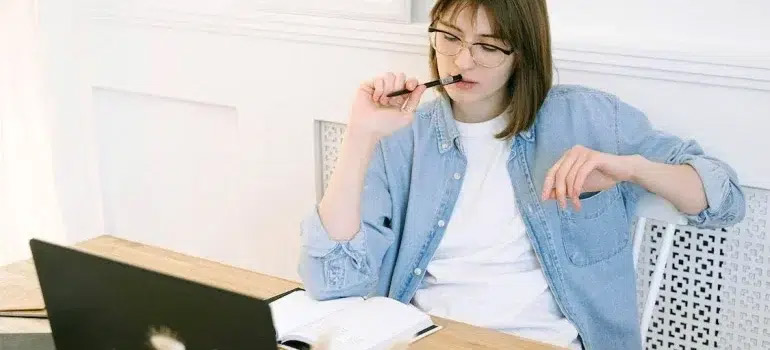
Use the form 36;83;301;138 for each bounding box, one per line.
430;94;535;154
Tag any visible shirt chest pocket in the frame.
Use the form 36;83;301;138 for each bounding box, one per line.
558;185;630;266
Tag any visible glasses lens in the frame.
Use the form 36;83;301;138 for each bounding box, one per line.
431;31;462;56
470;44;506;67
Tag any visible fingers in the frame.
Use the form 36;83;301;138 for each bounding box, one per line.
394;72;405;91
401;84;427;114
573;157;601;211
364;73;423;124
373;77;385;104
396;77;420;110
380;72;396;105
543;146;595;211
388;73;407;107
369;73;421;108
542;153;566;202
405;77;418;92
566;151;589;210
553;153;578;210
359;81;374;95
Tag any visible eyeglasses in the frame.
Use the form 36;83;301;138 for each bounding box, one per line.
428;27;514;68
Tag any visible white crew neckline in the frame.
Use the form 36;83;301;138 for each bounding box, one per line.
455;113;508;138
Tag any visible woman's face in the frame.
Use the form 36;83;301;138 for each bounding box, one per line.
434;6;516;106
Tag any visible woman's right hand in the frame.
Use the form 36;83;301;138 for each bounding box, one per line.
316;72;426;242
348;72;428;141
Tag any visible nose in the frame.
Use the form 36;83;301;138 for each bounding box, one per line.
453;45;476;70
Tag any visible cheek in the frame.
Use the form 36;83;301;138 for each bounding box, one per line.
435;55;453;73
489;65;514;86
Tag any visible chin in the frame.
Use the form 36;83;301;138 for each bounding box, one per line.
446;89;482;104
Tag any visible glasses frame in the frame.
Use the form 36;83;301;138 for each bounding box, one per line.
428;27;514;68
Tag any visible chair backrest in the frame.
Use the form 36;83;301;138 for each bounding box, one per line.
316;120;347;200
633;194;688;349
635;186;770;350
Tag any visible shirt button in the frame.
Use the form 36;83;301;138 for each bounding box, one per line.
441;143;449;150
453;172;461;180
437;220;446;227
414;268;422;275
527;206;533;214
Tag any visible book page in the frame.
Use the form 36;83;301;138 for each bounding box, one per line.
269;290;364;340
283;296;434;350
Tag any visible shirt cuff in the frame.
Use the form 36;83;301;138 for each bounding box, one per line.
300;206;367;259
679;156;729;225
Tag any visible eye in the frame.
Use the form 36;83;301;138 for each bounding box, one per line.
478;44;500;53
442;34;460;42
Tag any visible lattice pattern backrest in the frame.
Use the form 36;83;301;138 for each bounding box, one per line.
637;187;770;350
316;120;347;200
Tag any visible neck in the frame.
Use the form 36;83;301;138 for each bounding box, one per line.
452;91;510;123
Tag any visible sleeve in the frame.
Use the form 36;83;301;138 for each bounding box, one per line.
614;96;746;229
297;141;396;300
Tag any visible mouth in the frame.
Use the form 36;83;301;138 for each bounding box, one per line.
450;77;478;90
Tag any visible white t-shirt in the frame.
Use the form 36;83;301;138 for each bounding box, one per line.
410;114;582;350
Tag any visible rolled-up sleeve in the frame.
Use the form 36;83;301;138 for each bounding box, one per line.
614;96;746;229
298;141;396;300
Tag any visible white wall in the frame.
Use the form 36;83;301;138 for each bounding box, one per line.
36;0;769;282
37;0;105;247
548;0;769;65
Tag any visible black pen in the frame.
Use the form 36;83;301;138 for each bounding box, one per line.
386;74;463;97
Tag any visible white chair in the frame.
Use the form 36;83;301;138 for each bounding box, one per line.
632;193;688;349
634;186;770;350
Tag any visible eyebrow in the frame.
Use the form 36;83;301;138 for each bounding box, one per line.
438;20;502;40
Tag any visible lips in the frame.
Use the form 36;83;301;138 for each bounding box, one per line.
448;76;478;90
453;81;477;90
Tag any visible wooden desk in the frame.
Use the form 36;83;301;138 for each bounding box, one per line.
0;235;563;349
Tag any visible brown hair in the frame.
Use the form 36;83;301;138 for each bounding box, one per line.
429;0;553;139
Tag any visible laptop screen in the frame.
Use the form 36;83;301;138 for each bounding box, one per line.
29;239;277;350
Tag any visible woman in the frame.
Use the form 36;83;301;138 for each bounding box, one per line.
298;0;746;349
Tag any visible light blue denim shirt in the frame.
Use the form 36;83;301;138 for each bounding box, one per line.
298;85;746;350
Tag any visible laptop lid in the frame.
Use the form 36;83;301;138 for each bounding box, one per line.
29;238;277;350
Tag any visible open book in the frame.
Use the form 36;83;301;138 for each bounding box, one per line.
268;288;441;350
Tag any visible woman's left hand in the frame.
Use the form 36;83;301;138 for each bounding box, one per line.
541;145;640;211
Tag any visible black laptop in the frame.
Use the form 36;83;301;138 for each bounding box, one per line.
29;238;279;350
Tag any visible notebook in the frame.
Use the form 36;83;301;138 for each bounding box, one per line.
268;288;441;350
0;309;48;319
